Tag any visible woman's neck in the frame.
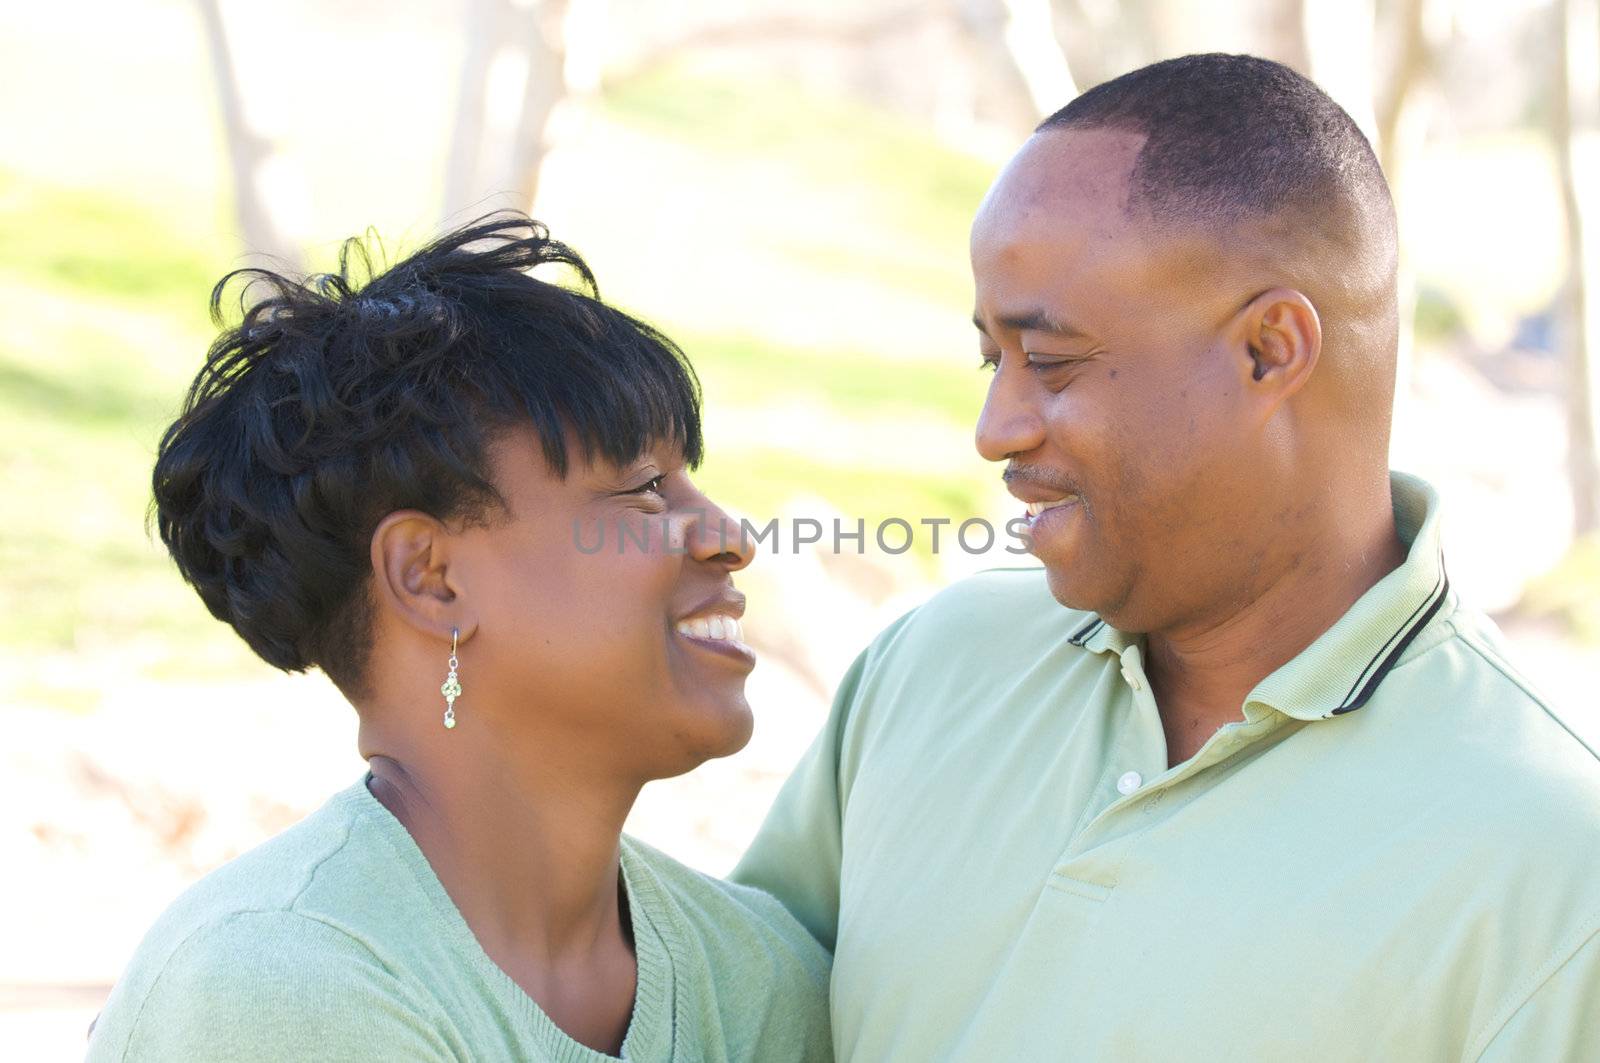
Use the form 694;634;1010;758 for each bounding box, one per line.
362;740;643;1053
364;747;637;958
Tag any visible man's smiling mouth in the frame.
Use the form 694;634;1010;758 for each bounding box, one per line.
1025;496;1080;521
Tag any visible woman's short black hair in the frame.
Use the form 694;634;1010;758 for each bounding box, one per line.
151;214;703;700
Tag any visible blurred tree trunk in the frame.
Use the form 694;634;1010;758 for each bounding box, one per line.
505;0;571;210
441;0;504;220
596;3;1060;140
950;0;1056;132
1551;0;1600;534
1001;0;1079;115
1264;0;1311;74
972;0;1075;120
1049;0;1161;92
440;0;571;221
194;0;301;272
1375;0;1440;185
1302;0;1379;142
599;6;938;94
1374;0;1447;399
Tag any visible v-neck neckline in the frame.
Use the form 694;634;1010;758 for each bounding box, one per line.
349;774;678;1061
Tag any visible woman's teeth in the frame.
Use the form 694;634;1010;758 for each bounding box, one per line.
1026;495;1079;518
674;615;745;643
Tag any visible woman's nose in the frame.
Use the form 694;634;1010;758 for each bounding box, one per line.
686;497;755;571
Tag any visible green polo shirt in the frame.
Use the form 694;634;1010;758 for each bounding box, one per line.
734;472;1600;1061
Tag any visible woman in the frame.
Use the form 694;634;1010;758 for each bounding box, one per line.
86;216;831;1061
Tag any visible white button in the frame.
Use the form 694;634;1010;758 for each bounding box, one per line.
1116;770;1143;795
1121;668;1143;693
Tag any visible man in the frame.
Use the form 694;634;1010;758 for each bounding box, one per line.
735;54;1600;1060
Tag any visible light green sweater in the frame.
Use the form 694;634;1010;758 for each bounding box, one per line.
87;775;832;1062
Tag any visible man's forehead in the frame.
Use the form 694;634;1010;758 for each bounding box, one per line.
976;126;1146;233
971;126;1251;308
969;129;1162;294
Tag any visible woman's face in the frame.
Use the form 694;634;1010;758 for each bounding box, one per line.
449;425;757;782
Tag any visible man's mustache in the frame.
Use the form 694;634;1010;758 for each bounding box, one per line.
1003;462;1084;496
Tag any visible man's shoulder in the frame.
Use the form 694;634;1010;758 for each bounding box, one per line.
1375;612;1600;1030
1397;605;1599;769
826;566;1100;739
1447;606;1599;759
1374;606;1600;843
869;565;1086;662
918;564;1062;617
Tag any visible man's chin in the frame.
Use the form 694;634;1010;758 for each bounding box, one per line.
1040;561;1124;621
1041;571;1083;608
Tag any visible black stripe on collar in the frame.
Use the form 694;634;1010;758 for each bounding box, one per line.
1328;561;1450;717
1068;616;1105;646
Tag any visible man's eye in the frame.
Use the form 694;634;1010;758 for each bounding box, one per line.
628;475;666;495
977;355;1000;373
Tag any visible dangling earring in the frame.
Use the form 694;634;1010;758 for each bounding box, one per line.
441;627;461;730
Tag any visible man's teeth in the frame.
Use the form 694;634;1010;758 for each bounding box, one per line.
1026;495;1080;517
674;615;745;643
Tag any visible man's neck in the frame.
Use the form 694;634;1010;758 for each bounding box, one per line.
1144;485;1408;766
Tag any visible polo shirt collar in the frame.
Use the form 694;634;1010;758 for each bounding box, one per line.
1068;471;1452;721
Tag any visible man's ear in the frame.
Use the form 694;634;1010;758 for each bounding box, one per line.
369;510;476;644
1238;287;1321;405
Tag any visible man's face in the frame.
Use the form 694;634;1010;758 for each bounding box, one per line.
971;127;1267;632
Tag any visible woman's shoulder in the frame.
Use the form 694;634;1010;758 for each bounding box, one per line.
87;780;453;1060
120;778;408;945
87;904;451;1060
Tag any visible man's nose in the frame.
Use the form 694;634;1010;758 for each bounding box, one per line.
975;362;1046;462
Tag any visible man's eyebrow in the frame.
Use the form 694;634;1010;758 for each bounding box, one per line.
971;310;1089;338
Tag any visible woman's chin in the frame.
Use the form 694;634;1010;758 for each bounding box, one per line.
652;697;755;779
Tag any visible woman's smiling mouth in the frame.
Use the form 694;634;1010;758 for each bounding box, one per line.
674;612;756;666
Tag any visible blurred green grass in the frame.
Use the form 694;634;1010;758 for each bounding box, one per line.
684;330;981;423
601;71;991;261
0;71;995;683
0;173;228;319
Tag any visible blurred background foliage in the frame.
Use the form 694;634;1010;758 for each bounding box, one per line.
2;0;1598;1054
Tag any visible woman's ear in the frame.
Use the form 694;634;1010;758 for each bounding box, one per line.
1239;287;1321;403
369;510;476;643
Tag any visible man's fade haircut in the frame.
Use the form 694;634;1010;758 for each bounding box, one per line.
151;214;704;701
1039;53;1393;230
